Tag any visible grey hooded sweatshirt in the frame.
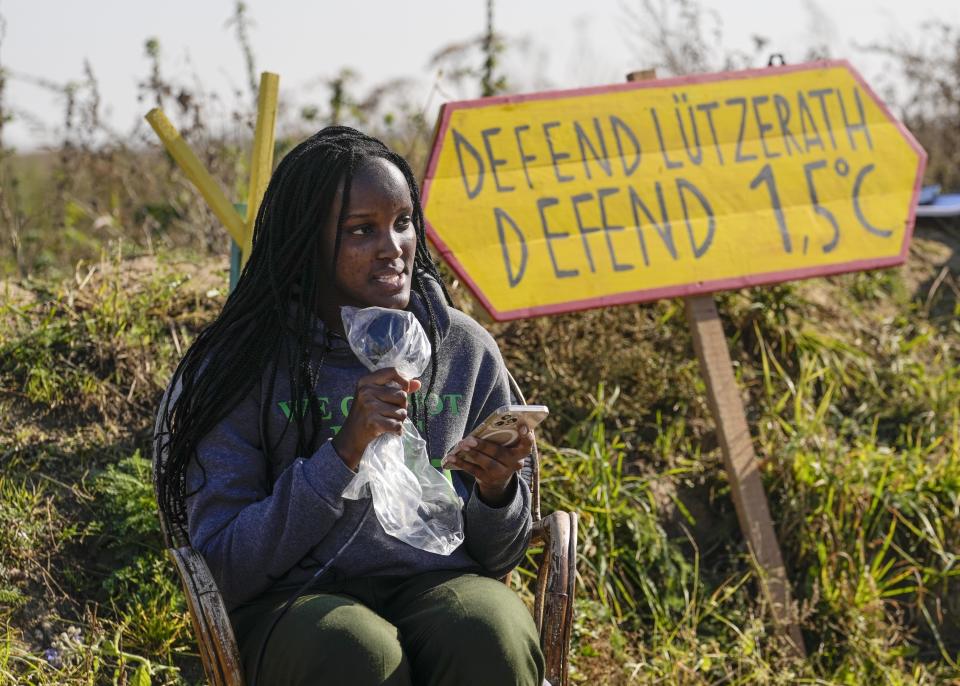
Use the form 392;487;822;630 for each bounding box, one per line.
157;277;532;611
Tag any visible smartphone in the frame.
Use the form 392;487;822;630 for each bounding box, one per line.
441;404;549;469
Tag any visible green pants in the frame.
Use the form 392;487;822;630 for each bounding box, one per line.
231;570;545;686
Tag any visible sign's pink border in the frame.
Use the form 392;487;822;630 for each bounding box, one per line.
420;59;928;322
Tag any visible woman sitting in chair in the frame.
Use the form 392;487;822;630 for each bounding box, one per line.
154;126;544;686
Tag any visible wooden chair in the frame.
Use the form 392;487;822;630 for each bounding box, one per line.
153;374;578;686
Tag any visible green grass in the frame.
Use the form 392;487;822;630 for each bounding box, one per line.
1;228;958;684
0;252;219;685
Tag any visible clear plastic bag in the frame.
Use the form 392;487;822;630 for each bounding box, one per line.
340;306;464;556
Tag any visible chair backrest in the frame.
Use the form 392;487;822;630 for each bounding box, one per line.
152;410;187;551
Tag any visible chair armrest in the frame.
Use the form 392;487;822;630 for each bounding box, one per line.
530;511;578;686
169;546;245;686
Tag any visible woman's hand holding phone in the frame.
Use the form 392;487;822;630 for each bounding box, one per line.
442;425;534;507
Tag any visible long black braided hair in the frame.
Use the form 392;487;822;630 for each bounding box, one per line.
155;126;452;544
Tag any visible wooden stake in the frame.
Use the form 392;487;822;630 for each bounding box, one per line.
684;295;805;654
145;71;281;285
145;109;246;246
627;69;806;656
242;72;280;266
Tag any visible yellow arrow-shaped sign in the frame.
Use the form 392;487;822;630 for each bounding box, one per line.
422;60;926;321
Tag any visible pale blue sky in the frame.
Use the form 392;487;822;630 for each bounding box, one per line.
3;0;958;150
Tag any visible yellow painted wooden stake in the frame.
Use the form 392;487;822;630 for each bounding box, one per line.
145;109;246;246
242;72;280;265
145;72;281;276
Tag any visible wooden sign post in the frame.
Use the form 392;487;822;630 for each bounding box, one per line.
421;60;927;656
146;72;279;288
684;292;803;650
